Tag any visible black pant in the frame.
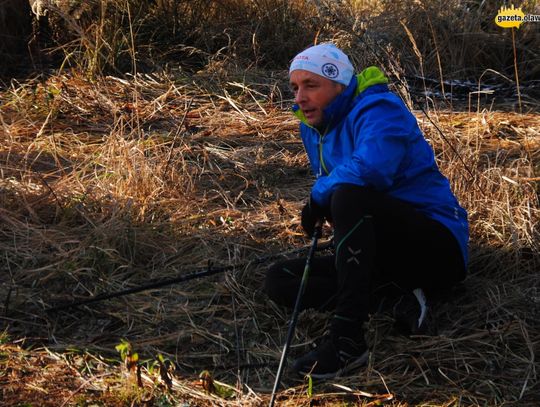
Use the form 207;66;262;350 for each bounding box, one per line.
264;185;466;325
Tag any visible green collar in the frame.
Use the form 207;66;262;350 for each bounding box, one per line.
293;66;388;127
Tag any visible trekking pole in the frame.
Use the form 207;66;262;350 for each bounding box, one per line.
46;262;228;313
269;221;323;407
46;239;332;313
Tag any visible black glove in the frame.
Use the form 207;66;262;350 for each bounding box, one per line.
301;196;326;237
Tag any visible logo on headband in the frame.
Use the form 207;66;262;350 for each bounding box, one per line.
321;63;339;79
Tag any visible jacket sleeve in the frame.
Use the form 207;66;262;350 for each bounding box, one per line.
311;96;417;206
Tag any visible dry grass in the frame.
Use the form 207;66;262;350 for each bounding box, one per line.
6;0;539;84
0;67;539;406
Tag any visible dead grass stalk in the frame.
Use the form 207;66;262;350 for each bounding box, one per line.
0;67;539;405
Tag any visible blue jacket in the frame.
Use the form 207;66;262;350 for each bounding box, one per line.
293;67;469;266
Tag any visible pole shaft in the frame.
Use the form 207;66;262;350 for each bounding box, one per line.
269;225;321;407
47;240;332;313
46;266;228;312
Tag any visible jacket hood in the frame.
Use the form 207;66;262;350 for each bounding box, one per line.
293;66;389;129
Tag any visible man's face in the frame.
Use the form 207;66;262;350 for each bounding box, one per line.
289;69;345;128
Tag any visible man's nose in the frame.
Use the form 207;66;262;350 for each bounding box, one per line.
295;88;306;104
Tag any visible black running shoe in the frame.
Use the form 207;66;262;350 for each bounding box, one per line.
393;288;430;335
292;334;369;379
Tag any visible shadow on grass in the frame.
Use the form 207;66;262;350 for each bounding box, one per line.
1;190;538;404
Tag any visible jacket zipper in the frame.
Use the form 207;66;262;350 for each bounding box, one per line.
317;124;330;176
294;107;331;177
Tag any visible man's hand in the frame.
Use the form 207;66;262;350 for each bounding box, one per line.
301;197;326;237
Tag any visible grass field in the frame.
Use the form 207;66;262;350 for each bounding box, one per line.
1;1;539;406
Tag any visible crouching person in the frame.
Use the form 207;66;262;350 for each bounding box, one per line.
265;43;468;379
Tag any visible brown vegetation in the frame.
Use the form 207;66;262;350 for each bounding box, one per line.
4;0;539;82
1;1;539;406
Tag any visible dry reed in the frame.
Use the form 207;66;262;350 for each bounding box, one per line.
1;65;538;406
5;0;538;85
1;6;539;406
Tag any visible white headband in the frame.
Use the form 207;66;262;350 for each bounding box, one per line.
289;43;354;86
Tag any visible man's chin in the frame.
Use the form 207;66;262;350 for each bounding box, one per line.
306;116;323;128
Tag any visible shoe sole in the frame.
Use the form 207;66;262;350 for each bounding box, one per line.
298;350;369;380
412;288;428;329
393;288;429;335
